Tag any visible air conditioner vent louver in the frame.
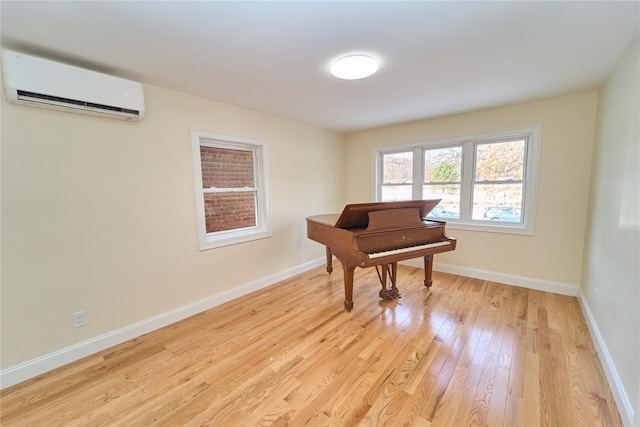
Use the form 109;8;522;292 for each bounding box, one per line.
17;90;141;117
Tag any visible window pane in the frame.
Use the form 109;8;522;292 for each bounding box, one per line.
423;184;460;219
204;192;257;232
472;183;523;222
475;140;525;182
424;146;462;183
201;146;255;189
423;147;462;219
383;152;413;184
382;185;412;201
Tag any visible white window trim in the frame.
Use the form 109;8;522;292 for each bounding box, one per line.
373;125;541;235
191;129;272;250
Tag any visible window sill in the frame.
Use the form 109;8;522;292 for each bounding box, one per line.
440;220;535;236
199;227;272;250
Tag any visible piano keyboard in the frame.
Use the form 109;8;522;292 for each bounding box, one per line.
368;241;451;259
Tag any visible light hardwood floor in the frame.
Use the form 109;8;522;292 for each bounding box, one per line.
1;264;622;426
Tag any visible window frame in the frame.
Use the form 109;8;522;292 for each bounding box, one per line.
191;129;272;250
373;125;541;235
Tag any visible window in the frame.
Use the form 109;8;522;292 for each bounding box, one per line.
375;126;541;234
191;129;271;250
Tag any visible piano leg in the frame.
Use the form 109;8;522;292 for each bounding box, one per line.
424;255;433;288
391;262;398;294
325;247;333;273
341;261;355;311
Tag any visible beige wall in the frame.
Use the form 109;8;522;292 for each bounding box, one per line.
0;81;346;368
345;92;598;287
583;37;639;424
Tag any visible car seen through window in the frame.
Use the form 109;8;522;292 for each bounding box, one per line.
482;206;521;222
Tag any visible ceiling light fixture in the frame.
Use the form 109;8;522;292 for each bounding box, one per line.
330;54;379;80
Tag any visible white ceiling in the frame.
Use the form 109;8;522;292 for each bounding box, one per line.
1;1;638;132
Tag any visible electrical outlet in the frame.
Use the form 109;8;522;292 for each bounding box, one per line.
72;311;86;328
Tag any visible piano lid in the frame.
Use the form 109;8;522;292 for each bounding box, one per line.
334;199;441;229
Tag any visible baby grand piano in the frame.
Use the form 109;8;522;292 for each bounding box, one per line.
306;200;456;311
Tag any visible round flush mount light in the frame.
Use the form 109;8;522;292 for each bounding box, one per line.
330;54;379;80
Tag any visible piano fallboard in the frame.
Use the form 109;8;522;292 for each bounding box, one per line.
352;220;448;254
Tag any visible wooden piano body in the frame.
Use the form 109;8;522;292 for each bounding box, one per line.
306;200;456;311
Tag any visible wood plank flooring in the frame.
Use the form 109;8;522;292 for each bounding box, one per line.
1;264;622;426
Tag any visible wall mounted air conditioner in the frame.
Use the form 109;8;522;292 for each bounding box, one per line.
2;49;145;121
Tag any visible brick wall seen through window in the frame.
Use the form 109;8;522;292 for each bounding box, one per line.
200;146;256;233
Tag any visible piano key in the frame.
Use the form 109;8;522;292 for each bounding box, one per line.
368;240;451;259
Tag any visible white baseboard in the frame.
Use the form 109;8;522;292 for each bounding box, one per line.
402;259;579;296
577;289;634;427
0;258;325;390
